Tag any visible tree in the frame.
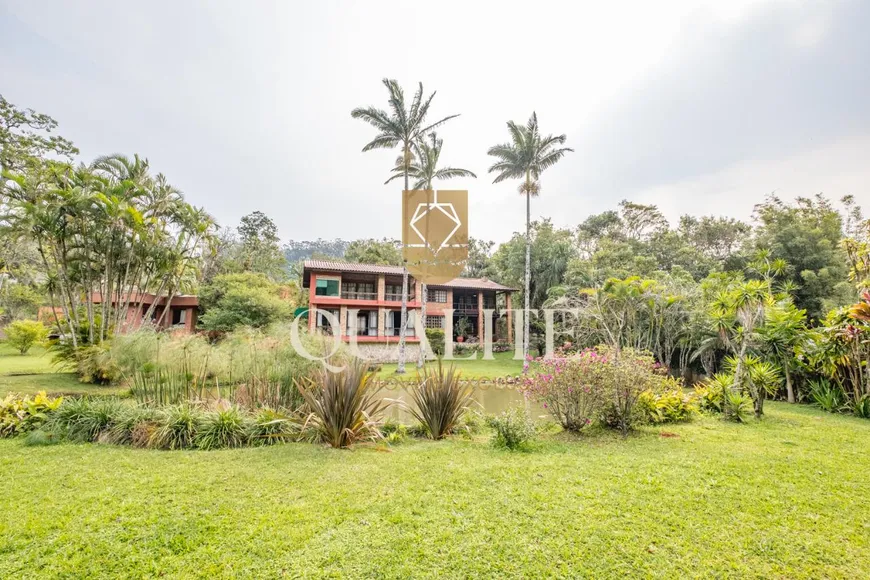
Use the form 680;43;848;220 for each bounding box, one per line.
2;154;214;349
491;219;576;313
761;303;807;403
388;132;476;366
0;94;78;179
753;194;852;320
4;319;48;354
237;211;287;281
0;283;42;322
710;280;774;417
464;238;494;278
343;238;403;265
487;113;573;369
352;79;459;373
198;273;292;332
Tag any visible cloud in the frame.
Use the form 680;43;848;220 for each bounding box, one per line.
2;0;867;244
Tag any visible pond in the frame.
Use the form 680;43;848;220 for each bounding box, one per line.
373;382;549;423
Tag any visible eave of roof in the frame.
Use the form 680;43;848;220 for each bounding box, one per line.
302;259;516;292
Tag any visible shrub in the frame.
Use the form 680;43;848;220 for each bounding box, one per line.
131;369;201;406
74;343;119;384
487;407;537;450
425;328;445;356
0;391;64;437
850;394;870;419
723;390;753;423
407;362;473;440
47;397;128;442
102;405;157;445
151;405;203;449
196;406;249;450
23;429;62;446
809;378;844;413
247;408;297;445
380;419;408;444
694;375;729;413
520;352;603;432
638;379;697;424
198;273;292;332
296;358;388;448
4;319;49;354
523;346;666;434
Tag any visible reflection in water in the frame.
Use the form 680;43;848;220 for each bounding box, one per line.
376;384;549;423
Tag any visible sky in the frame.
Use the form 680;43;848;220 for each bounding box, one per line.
2;0;868;245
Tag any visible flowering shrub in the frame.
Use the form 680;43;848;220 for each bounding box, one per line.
521;346;672;434
520;349;606;431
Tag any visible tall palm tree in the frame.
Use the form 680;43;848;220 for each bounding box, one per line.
487;113;572;369
388;132;476;367
352;80;459;373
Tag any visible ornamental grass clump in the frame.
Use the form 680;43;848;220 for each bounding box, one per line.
407;361;474;440
196;406;249;450
296;358;388;448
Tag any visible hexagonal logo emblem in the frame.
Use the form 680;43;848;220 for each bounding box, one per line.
402;190;468;284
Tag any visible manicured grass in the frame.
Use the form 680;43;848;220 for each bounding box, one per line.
1;402;869;577
378;350;523;379
0;343;124;396
0;373;126;397
0;344;66;374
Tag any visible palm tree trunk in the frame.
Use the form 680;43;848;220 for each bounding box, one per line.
418;283;427;368
397;147;410;374
784;361;794;403
523;187;531;372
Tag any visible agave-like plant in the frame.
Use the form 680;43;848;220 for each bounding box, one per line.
407;361;474;440
296;359;388;448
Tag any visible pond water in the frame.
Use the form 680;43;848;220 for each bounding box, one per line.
374;383;549;423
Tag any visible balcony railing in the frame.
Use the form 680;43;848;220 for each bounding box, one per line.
385;292;403;301
346;328;378;337
453;303;496;314
341;291;377;300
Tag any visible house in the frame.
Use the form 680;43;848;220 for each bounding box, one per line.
302;260;515;343
90;292;199;334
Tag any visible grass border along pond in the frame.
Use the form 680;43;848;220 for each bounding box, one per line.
1;402;869;577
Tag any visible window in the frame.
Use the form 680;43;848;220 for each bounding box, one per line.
315;278;339;297
427;289;447;303
316;309;339;329
386;310;416;336
385;284;402;301
171;308;187;325
425;315;444;329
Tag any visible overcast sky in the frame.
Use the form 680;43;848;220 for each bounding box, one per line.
2;0;868;244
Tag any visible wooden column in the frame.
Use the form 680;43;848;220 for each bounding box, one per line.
308;273;317;332
339;306;348;337
377;274;385;301
477;292;484;339
506;292;513;344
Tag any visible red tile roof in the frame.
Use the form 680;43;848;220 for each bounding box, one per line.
303;259;515;292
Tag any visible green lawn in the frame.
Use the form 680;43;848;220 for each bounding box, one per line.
0;343;122;396
378;350;523;379
0;344;65;374
1;402;869;577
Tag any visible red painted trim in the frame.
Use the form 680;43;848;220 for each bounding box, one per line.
309;297;422;309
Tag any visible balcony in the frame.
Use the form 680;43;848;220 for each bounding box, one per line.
385;292;403;302
341;290;377;301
